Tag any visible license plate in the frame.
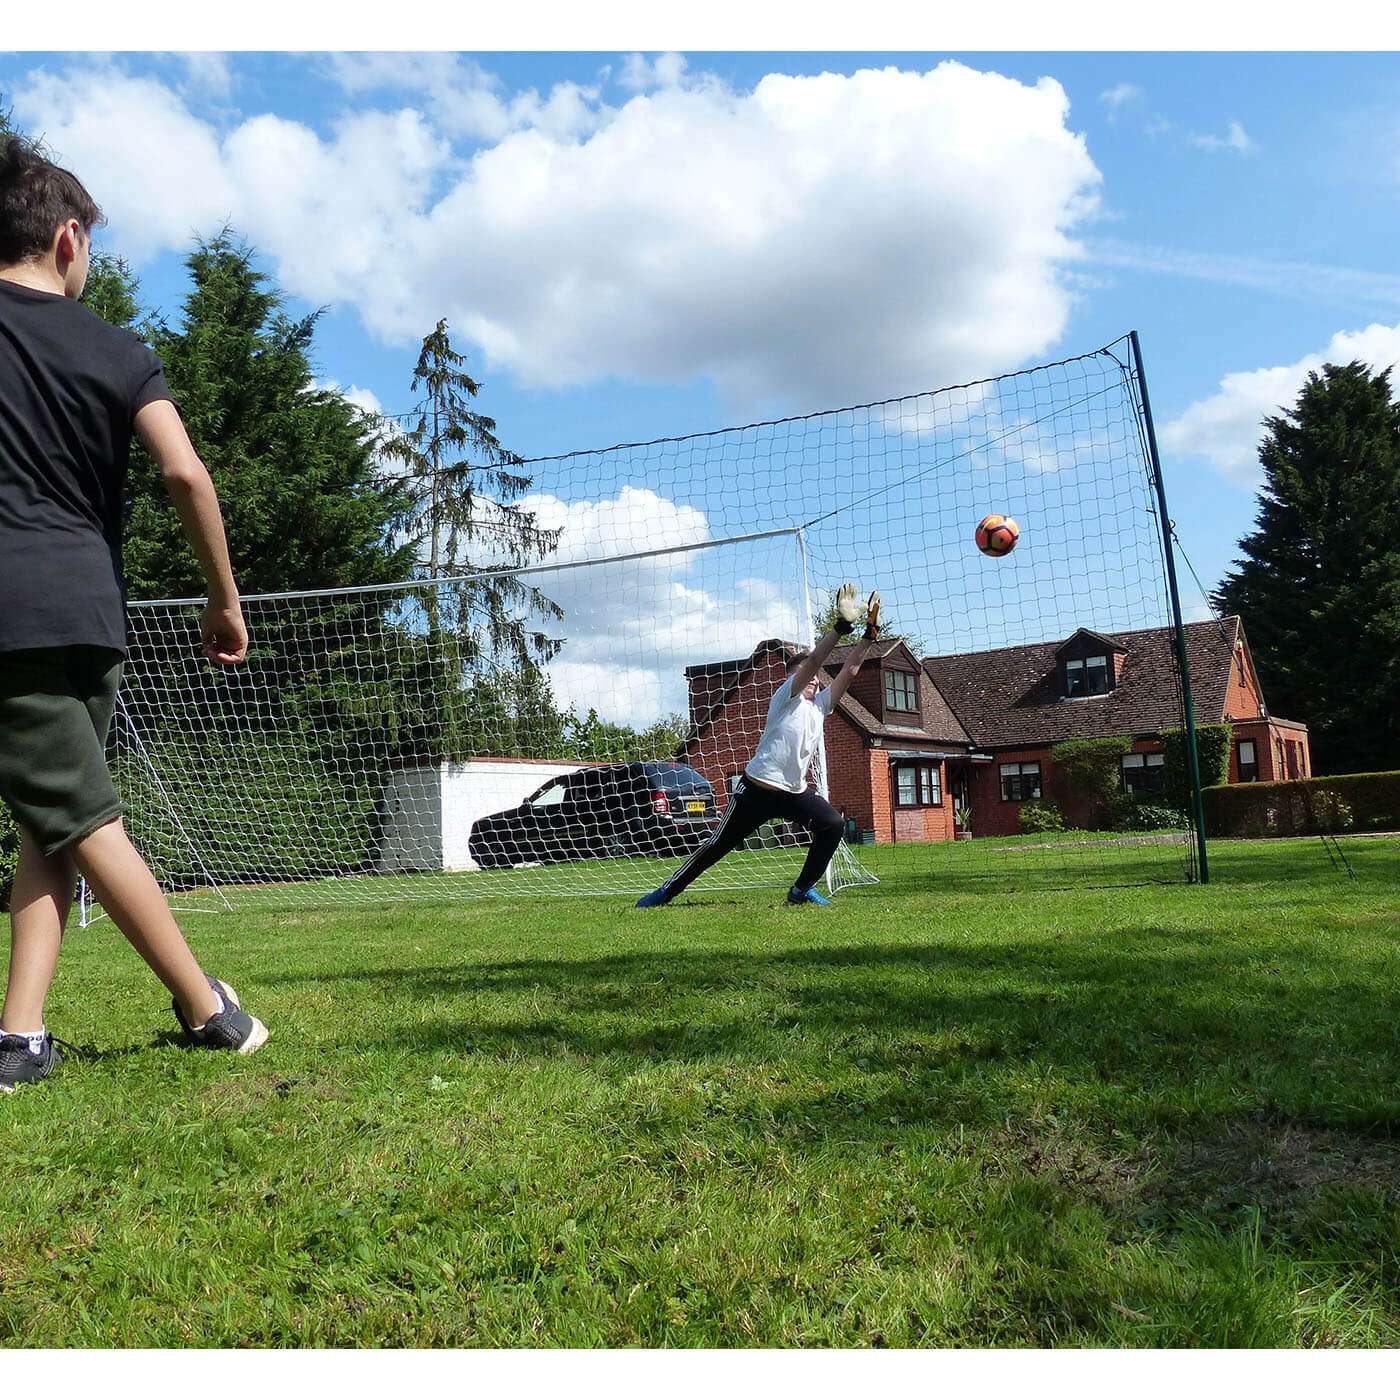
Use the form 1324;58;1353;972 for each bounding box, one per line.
686;800;706;813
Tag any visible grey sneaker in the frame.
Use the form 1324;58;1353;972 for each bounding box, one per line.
0;1030;64;1093
173;976;269;1056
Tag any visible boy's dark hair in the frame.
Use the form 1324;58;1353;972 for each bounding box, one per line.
785;650;810;673
0;133;104;264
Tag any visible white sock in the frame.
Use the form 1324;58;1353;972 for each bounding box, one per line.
191;992;225;1032
1;1026;47;1053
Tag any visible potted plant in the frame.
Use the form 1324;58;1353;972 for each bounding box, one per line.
954;803;972;839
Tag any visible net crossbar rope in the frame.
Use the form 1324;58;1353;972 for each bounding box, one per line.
102;335;1198;918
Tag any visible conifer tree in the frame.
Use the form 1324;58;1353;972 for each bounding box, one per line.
1214;361;1400;775
379;319;563;674
80;251;143;330
124;231;415;600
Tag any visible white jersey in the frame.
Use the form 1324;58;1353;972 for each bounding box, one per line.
744;676;834;794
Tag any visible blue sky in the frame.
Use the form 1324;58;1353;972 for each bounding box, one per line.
2;32;1398;719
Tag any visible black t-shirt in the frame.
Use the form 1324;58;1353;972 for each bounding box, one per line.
0;278;172;654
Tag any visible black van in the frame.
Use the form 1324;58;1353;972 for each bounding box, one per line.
470;761;719;867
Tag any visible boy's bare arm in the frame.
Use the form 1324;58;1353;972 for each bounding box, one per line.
787;628;842;697
133;400;248;665
824;636;874;707
788;582;863;696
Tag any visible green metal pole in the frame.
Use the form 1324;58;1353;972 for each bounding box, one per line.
1129;331;1210;884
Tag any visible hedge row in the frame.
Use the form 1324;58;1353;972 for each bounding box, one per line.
0;804;18;912
1202;770;1400;838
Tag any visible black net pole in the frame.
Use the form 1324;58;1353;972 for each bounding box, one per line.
1129;330;1210;883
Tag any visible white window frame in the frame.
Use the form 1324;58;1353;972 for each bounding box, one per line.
1065;654;1111;698
999;761;1042;802
1121;751;1166;795
895;761;942;808
1237;739;1258;783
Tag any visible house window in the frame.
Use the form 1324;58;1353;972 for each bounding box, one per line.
999;761;1042;802
1065;655;1111;697
1237;740;1258;783
1121;752;1166;795
895;762;941;807
884;670;918;713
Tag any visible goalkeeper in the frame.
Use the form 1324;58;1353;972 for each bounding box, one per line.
637;584;880;908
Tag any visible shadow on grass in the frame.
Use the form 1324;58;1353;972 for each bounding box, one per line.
259;929;1400;1133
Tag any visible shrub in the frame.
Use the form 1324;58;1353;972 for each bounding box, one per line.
1202;771;1399;838
1018;799;1066;834
1049;735;1132;829
113;731;385;887
1117;800;1184;832
1160;723;1232;815
0;803;18;912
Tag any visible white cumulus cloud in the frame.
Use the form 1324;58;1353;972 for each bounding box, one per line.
514;486;804;725
14;65;238;261
12;58;1102;413
618;53;690;93
1160;323;1400;485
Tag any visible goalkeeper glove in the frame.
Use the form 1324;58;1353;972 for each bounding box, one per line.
833;582;860;635
863;591;882;641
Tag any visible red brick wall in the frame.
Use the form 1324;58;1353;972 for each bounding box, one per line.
869;751;893;843
1223;642;1266;722
971;747;1054;837
683;656;790;812
889;785;956;842
823;719;876;831
1228;719;1311;784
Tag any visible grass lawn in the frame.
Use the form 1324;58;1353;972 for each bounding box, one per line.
3;835;1398;1347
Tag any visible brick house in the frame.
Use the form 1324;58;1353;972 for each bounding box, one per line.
923;616;1311;836
681;637;978;843
678;616;1310;843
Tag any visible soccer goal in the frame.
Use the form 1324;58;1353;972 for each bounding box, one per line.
104;333;1206;917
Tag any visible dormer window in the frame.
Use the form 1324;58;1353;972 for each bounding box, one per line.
1065;654;1111;698
884;670;918;713
1055;628;1126;700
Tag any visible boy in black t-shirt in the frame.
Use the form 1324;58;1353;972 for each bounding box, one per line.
0;134;268;1092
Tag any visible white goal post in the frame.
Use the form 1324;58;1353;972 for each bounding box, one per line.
108;529;878;916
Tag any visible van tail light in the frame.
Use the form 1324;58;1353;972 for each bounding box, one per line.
651;790;670;816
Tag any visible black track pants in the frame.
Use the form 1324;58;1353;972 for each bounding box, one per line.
659;773;845;898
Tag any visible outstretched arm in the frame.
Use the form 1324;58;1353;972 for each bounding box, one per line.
789;587;882;703
823;591;881;706
788;582;862;696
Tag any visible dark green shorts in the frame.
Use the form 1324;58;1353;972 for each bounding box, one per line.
0;646;126;858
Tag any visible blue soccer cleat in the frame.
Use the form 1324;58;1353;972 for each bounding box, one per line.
786;885;832;906
635;886;674;908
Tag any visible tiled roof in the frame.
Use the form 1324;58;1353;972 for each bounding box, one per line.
684;636;975;751
683;638;803;743
921;618;1245;750
821;639;973;747
683;638;801;682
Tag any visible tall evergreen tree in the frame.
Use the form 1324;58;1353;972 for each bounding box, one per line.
80;251;143;330
124;231;415;600
379;320;562;671
1214;361;1400;775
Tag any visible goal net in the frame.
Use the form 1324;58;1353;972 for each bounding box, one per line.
107;334;1201;916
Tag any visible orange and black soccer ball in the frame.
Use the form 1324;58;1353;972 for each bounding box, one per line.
975;513;1020;557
